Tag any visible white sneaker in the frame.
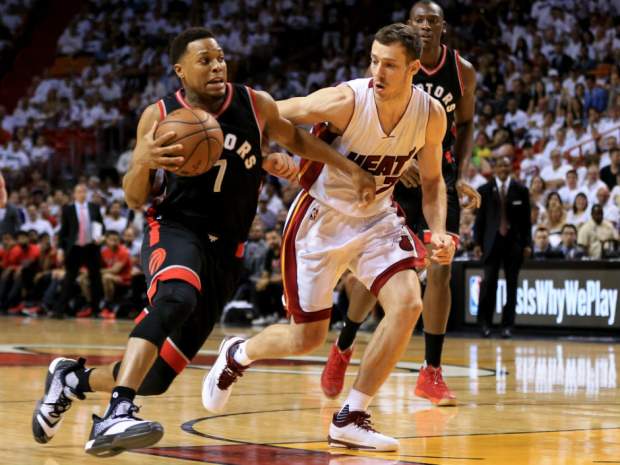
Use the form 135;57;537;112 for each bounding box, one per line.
32;357;86;443
328;407;399;451
202;337;248;413
84;399;163;457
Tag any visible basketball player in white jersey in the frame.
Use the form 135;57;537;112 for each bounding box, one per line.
202;23;454;451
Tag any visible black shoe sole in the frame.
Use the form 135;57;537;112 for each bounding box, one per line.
85;422;164;457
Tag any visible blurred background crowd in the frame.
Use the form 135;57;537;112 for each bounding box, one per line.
0;0;618;325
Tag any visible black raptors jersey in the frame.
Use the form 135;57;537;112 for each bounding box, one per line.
412;44;464;155
151;84;263;244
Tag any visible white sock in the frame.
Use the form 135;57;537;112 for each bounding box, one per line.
233;341;254;366
341;388;372;412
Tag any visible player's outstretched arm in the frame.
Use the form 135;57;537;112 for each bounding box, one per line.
454;56;480;210
276;85;353;131
256;90;375;208
418;99;453;264
123;104;185;209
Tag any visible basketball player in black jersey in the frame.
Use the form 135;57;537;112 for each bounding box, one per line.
321;0;479;406
31;27;375;457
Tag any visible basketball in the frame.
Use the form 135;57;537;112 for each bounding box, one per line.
155;108;224;176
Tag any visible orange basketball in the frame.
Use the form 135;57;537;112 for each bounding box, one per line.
155;108;223;176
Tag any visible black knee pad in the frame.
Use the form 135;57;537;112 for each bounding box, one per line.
137;358;177;396
130;280;198;347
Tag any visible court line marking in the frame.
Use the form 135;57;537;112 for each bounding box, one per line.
180;415;432;464
0;343;498;378
183;408;620;444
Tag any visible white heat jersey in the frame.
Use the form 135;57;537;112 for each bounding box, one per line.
299;77;430;217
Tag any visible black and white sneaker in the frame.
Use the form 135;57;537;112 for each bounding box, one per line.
32;357;86;444
84;399;164;457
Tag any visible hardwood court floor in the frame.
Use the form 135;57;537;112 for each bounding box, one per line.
0;316;618;465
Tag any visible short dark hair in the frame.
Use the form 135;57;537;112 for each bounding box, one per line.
535;226;549;234
106;230;121;238
169;27;214;64
374;23;422;62
567;169;577;177
561;224;577;234
591;203;603;214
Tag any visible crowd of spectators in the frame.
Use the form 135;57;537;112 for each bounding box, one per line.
0;0;619;323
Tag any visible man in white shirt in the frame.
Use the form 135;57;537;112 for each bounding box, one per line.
595;186;620;226
558;169;587;206
0;141;30;171
30;135;53;164
20;204;54;238
540;149;571;190
599;106;620;135
504;98;528;135
463;162;487;190
566;121;596;161
542;127;570;162
584;163;609;204
519;142;546;185
598;135;618;169
103;201;129;234
11;100;35;129
81;96;106;128
578;204;619;259
99;74;122;102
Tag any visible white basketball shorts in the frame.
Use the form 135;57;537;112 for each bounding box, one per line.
281;191;425;324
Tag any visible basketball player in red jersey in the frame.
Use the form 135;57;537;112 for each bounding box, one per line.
31;28;374;457
321;0;480;406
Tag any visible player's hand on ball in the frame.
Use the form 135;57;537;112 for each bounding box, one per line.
135;121;185;171
429;233;456;265
352;167;376;209
399;160;420;188
263;152;298;182
456;180;481;210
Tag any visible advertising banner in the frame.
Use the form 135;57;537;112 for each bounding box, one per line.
464;267;620;328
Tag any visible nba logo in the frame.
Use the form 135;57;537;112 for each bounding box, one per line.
469;275;482;316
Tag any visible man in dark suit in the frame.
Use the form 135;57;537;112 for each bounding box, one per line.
474;156;532;338
52;183;104;318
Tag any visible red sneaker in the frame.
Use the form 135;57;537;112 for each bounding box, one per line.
76;307;93;318
22;306;42;317
8;303;24;315
100;308;116;320
321;342;353;398
414;364;457;406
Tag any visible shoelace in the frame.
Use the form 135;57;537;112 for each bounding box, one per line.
217;363;245;390
112;403;142;420
352;412;377;433
47;392;72;418
432;368;447;387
